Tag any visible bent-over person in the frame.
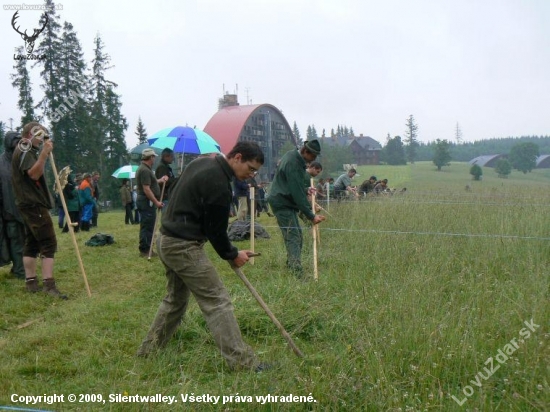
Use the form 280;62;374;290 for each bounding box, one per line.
268;140;325;278
137;142;270;372
334;168;357;201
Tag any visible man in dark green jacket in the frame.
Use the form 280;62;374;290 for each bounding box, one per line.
138;142;269;372
268;140;325;278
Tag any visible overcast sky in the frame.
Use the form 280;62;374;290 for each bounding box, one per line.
1;0;549;148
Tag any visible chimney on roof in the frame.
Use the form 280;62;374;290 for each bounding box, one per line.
218;93;240;110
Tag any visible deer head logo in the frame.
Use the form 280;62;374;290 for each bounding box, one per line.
11;11;49;54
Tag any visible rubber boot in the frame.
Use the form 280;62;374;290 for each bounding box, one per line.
25;277;40;293
43;278;68;299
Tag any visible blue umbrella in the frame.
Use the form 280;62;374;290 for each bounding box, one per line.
147;126;221;154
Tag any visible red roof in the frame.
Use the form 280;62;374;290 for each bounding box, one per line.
204;104;291;154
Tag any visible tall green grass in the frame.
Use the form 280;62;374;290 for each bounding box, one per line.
0;162;548;411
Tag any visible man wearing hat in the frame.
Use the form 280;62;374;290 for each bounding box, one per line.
136;148;168;257
268;140;325;278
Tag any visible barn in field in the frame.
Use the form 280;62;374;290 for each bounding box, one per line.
468;154;507;167
536;154;550;168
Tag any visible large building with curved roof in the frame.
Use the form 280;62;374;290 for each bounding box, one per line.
204;96;297;181
468;154;507;167
536;154;550;168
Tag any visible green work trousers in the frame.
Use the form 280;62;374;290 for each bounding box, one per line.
138;234;257;370
272;207;304;275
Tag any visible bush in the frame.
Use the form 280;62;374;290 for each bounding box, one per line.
470;164;482;180
495;158;512;178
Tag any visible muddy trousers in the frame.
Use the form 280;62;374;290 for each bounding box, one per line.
138;235;257;370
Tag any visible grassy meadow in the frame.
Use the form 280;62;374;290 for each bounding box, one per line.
0;161;549;411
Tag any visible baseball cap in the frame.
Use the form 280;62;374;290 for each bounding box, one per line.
141;148;157;159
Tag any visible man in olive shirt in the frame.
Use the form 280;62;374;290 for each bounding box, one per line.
268;140;325;278
137;142;269;372
135;148;168;257
359;175;377;197
11;122;66;298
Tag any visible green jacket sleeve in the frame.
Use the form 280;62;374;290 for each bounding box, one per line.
286;162;315;220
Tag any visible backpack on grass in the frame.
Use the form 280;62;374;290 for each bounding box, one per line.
85;233;115;246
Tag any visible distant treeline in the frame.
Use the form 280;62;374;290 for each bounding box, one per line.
415;136;550;162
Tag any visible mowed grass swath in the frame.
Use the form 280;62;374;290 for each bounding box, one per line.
0;161;549;411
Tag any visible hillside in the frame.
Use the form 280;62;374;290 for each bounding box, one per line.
415;135;550;162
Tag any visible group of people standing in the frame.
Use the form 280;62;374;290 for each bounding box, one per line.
232;176;270;220
55;170;100;232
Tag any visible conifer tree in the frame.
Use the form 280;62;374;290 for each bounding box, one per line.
405;114;419;163
104;86;128;166
306;125;318;140
292;121;301;145
103;85;129;204
135;116;148;145
33;0;63;121
87;34;129;203
87;33;113;174
11;46;35;129
343;126;349;137
53;21;89;169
